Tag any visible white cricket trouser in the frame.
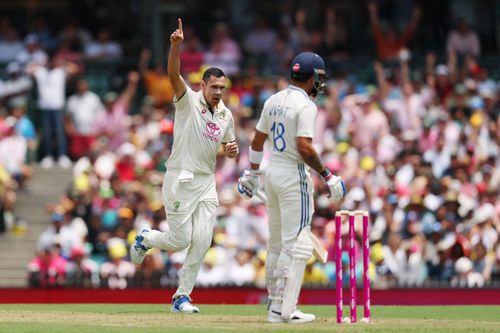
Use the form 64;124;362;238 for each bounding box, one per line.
264;163;314;304
143;169;218;298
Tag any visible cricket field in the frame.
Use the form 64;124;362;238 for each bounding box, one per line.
0;304;499;332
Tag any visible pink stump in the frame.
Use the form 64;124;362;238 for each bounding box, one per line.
348;213;357;323
335;214;343;323
363;213;371;322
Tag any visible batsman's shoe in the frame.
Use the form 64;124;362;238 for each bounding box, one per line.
268;309;316;323
171;295;200;313
130;224;151;264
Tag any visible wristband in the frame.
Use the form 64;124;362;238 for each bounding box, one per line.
249;147;263;165
320;168;333;181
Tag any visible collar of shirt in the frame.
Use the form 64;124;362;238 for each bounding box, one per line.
198;91;223;113
288;85;309;99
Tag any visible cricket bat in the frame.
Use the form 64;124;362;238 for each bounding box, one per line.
255;190;329;264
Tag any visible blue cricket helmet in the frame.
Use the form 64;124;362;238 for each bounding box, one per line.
290;52;327;95
290;52;325;78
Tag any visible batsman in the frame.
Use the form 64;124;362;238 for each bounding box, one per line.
130;18;238;313
238;52;346;323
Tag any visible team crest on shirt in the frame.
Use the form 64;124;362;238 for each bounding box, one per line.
173;201;181;211
219;110;226;121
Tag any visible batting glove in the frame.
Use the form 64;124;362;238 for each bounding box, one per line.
237;169;261;199
321;168;346;203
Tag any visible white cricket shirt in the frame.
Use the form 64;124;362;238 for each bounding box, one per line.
256;85;317;167
166;86;235;174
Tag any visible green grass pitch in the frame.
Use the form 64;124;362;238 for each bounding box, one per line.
0;304;499;333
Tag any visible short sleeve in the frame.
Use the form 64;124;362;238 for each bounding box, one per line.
173;86;194;112
255;100;270;134
222;112;236;143
296;103;317;138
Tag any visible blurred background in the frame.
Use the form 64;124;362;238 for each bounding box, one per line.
0;0;498;292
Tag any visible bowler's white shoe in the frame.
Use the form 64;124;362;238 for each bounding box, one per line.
268;309;316;323
130;224;151;264
171;295;200;313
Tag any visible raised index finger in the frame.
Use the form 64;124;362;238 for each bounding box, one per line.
178;18;183;33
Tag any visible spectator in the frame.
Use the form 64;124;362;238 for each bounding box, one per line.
204;23;241;77
9;100;36;164
100;238;135;289
179;28;204;75
342;93;390;151
30;16;57;51
227;249;256;286
0;117;31;188
26;54;79;169
55;39;85;73
94;71;139;150
85;29;122;61
0;62;33;108
65;246;99;288
0;28;23;63
58;19;92;52
367;1;421;61
66;78;104;159
27;244;67;287
36;207;83;259
139;49;174;107
446;21;480;58
289;9;310;51
243;17;277;57
16;34;48;68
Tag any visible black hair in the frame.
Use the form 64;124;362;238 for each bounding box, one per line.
290;72;311;83
202;67;225;82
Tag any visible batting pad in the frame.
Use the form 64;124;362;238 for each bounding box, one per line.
281;228;313;320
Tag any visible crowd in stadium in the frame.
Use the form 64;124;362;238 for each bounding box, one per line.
0;2;498;289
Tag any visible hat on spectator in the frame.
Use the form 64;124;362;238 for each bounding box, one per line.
326;159;342;172
6;62;21;74
370;243;384;263
135;150;152;168
104;92;118;103
437;232;456;251
204;247;217;266
24;33;39;45
109;242;127;259
316;194;330;210
355;93;371;104
455;84;466;95
470;203;494;225
444;191;458;203
469;112;485;128
118;142;136;156
51;205;66;222
465;78;477;91
71;246;86;259
118;207;134;219
435;64;448;76
360;155;375;171
349;186;366;202
454;257;473;274
423;193;442;211
335;142;350;154
469;96;484;110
